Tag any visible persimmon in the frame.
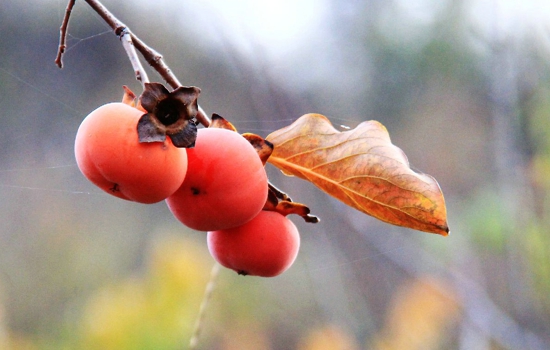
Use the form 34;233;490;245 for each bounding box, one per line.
207;211;300;277
166;127;268;231
75;102;188;203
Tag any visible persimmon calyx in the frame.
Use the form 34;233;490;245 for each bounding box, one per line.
209;113;238;131
121;85;138;107
263;183;320;223
137;82;200;148
207;114;274;164
242;133;273;165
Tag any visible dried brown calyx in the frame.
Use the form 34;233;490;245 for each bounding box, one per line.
263;183;320;223
137;82;200;148
209;113;237;131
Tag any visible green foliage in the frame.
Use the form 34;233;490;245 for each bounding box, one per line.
466;189;511;252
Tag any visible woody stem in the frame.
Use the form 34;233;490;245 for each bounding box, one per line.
55;0;211;127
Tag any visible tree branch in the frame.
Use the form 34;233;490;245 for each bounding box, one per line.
120;29;149;86
55;0;211;126
130;34;182;89
54;0;76;68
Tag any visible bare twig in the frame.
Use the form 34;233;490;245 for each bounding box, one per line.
189;263;220;349
130;34;182;89
197;106;210;128
54;0;76;68
119;29;149;86
55;0;211;126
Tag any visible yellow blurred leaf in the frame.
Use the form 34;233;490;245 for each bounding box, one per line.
79;235;213;350
298;325;359;350
266;114;449;235
220;320;271;350
370;277;461;350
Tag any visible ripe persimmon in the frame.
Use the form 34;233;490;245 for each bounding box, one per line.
207;210;300;277
75;102;188;203
166;127;268;231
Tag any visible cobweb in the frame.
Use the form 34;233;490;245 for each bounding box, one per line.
0;1;548;349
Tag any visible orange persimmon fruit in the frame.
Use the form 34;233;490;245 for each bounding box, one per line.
166;127;268;231
75;102;188;203
207;210;300;277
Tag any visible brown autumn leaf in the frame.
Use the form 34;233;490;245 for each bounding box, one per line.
266;113;449;235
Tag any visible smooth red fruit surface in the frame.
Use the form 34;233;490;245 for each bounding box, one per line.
166;128;268;231
75;102;188;203
207;211;300;277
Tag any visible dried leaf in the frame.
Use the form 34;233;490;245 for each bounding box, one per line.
266;113;449;235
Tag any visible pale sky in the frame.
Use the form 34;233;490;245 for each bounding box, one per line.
180;0;550;53
132;0;550;92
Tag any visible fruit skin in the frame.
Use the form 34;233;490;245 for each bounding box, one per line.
207;211;300;277
166;128;268;231
75;102;188;204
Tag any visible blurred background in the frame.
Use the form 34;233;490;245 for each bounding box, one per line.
1;0;550;349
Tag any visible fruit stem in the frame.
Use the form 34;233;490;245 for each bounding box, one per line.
189;262;220;349
55;0;211;127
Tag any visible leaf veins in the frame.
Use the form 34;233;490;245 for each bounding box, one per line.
266;113;449;235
